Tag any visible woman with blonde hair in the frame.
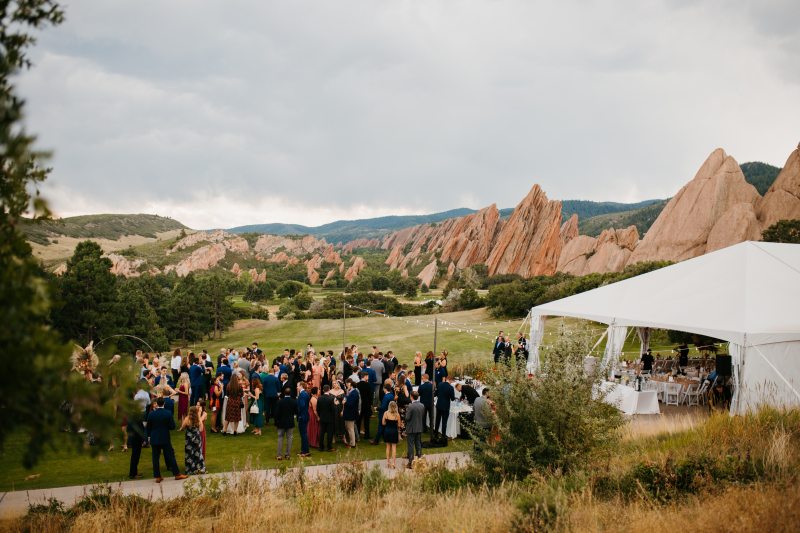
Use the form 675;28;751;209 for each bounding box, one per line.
382;401;400;469
176;372;191;423
413;351;423;386
181;406;207;475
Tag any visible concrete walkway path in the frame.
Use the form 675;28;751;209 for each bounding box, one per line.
0;451;470;520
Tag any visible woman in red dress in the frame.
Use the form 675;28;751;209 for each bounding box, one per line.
209;375;223;433
307;386;321;449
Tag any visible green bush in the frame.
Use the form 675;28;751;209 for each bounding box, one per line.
276;280;307;298
293;292;313;310
469;328;625;478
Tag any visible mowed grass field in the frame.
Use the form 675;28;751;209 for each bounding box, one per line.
0;308;701;492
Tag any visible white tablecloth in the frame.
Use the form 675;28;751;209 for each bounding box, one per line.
221;396;246;434
600;382;660;415
433;399;472;438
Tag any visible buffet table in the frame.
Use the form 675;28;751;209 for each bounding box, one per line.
600;381;660;415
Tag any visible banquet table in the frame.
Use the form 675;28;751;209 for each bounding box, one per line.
600;382;660;415
433;399;472;439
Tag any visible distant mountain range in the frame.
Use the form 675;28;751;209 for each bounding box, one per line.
20;160;782;258
226;200;667;244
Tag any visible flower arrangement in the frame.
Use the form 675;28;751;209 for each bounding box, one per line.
70;341;99;379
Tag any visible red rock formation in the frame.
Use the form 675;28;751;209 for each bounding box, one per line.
486;185;563;277
417;260;438;287
556;226;639;276
439;205;502;269
268;251;290;263
556;235;597;276
104;253;148;278
447;262;456;278
54;263;67;276
322;269;336;287
168;229;234;254
168;243;227;277
305;254;321;284
344;257;366;282
385;245;405;270
322;243;334;256
223;237;249;254
231;263;242;275
401;269;408;279
285;257;299;266
627;149;760;265
324;251;342;264
756;142;800;230
559;214;579;248
254;234;328;256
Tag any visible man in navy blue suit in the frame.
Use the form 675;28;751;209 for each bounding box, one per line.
297;383;311;457
418;374;434;432
189;358;205;407
434;376;456;440
216;358;232;394
261;364;281;424
154;367;174;389
492;331;505;364
146;397;188;482
370;383;394;445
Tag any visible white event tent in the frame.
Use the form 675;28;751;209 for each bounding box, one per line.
526;241;800;415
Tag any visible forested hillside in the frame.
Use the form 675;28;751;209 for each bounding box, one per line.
21;214;187;246
741;161;782;195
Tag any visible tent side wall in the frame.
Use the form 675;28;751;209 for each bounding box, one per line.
736;341;800;415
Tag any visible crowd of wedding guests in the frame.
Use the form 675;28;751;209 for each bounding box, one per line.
122;342;490;481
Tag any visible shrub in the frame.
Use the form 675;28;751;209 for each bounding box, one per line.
293;292;313;310
762;219;800;243
441;288;461;312
282;312;297;321
308;300;324;313
404;282;418;299
512;484;571;533
276;280;306;298
442;279;458;299
276;302;295;319
459;287;483;310
469;328;625;478
420;283;429;293
183;475;228;499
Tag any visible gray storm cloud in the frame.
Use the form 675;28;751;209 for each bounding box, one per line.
16;0;800;229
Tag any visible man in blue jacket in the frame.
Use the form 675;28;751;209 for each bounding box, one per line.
492;331;505;364
154;366;174;389
418;374;434;432
370;383;394;445
216;358;232;394
343;379;360;448
189;358;205;407
275;387;298;460
146;397;188;482
261;364;281;424
434;376;456;440
160;388;175;415
296;383;311;457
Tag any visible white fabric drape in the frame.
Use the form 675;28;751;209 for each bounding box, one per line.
527;315;547;374
601;325;628;379
729;342;744;416
636;327;652;357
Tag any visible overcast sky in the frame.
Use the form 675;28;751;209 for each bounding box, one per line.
18;0;800;230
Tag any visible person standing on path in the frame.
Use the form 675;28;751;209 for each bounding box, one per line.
297;382;311;457
146;397;188;482
404;391;425;469
275;387;297;460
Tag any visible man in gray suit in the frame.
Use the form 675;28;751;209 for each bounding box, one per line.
472;388;491;452
370;355;384;403
404;391;425;469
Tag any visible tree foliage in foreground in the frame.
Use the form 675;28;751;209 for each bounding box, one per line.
0;0;139;467
469;328;625;478
762;219;800;244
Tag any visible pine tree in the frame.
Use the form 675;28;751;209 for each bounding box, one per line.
166;274;206;347
200;274;234;340
51;240;119;346
116;280;169;353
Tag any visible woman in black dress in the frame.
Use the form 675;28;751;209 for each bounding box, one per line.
394;373;411;438
424;351;435;381
382;401;400;469
413;351;423;386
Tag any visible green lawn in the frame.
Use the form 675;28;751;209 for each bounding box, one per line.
0;409;472;493
0;309;698;493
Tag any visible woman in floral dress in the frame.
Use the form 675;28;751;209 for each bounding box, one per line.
181;406;207;475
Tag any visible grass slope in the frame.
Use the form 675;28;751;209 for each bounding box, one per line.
21;214;188;247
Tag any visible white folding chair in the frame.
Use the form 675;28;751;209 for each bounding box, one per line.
681;383;698;404
686;381;708;406
665;383;681;406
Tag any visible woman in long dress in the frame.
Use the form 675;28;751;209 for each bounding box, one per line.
197;399;207;460
395;373;411;439
424;351;435;381
413;351;423;386
181;406;207;475
177;372;191;424
312;358;323;391
223;375;243;436
209;375;223;433
248;377;264;435
307;386;320;449
331;380;345;442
